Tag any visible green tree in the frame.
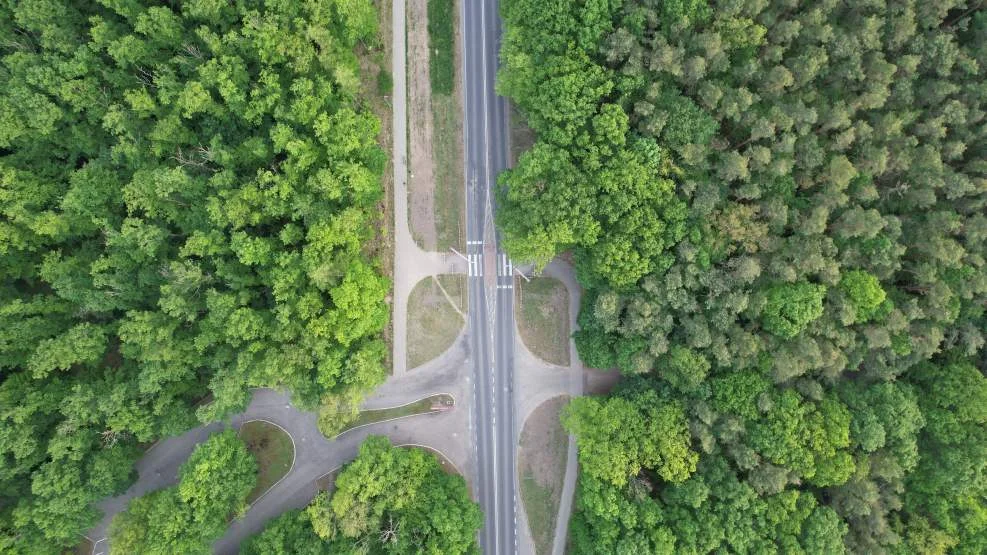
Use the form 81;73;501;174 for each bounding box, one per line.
838;270;887;323
0;1;389;547
247;436;481;554
761;282;827;339
108;430;257;554
563;390;698;486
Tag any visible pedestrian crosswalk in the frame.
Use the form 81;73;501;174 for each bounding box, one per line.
465;251;516;289
467;253;482;276
499;254;512;277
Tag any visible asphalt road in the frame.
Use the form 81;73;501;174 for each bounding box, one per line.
461;0;517;553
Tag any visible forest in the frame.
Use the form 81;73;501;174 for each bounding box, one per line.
242;436;481;555
0;1;389;551
499;0;986;553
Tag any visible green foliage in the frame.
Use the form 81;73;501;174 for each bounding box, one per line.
500;0;987;551
0;1;387;549
377;70;393;96
241;509;329;555
563;389;698;486
761;282;827;339
654;88;719;150
660;346;710;393
839;270;887;323
900;361;987;554
108;430;257;554
427;0;455;95
246;436;482;554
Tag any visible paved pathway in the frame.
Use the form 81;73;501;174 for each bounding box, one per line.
508;259;586;555
544;260;586;555
391;0;466;376
86;384;471;554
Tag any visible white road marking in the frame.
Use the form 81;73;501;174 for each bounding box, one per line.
499;254;513;276
467;253;483;277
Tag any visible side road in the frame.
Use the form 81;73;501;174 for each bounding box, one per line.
86;386;471;554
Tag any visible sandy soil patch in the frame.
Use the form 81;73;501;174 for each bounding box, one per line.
407;0;464;251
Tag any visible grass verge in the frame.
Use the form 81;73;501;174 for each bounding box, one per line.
427;0;454;94
239;421;294;505
408;274;467;369
516;277;570;366
340;393;455;436
432;92;465;250
518;396;570;555
357;0;394;374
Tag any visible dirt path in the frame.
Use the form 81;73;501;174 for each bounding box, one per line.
407;0;438;250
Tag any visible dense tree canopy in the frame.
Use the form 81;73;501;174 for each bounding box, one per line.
0;1;388;551
243;436;482;555
500;0;986;552
108;430;256;554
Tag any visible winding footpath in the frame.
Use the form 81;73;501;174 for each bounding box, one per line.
87;376;472;554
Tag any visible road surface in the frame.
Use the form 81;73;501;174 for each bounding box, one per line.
461;0;517;553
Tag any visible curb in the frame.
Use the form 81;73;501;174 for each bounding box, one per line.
329;392;458;441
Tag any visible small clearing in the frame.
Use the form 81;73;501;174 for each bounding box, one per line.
68;538;93;555
516;277;570;366
239;421;294;505
584;368;623;395
519;396;570;555
408;274;467;369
